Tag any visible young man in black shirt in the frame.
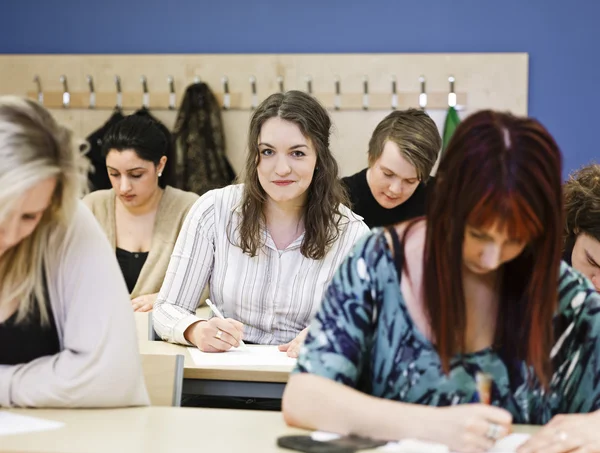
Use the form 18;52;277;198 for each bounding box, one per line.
342;109;442;228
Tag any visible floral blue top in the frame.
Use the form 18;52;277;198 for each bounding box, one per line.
294;230;600;424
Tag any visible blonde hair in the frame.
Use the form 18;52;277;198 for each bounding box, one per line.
0;96;89;324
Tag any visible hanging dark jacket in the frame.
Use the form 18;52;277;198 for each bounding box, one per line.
172;82;235;196
85;109;124;191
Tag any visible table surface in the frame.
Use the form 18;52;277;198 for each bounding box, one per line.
135;311;293;383
0;407;540;453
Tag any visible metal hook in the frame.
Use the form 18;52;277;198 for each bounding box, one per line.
391;75;398;110
418;76;427;110
448;76;457;108
33;75;43;105
305;75;313;95
222;76;230;110
59;75;70;109
334;76;341;111
115;75;123;110
249;76;258;110
86;75;96;109
168;76;176;110
362;75;369;111
277;76;284;93
141;76;149;109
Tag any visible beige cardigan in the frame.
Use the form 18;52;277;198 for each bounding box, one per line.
83;186;199;298
0;202;149;407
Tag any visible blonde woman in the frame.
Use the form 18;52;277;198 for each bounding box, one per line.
0;96;148;407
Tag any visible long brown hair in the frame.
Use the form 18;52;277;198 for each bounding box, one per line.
420;110;563;386
237;91;349;260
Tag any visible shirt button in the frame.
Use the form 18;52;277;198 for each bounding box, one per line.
134;253;139;258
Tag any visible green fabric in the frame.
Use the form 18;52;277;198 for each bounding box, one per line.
442;106;461;152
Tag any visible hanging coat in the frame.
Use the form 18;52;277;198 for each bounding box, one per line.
172;82;235;196
85;109;124;191
442;106;461;154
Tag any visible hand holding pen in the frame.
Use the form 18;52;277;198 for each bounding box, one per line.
182;298;245;352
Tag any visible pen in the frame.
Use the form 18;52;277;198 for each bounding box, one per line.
476;372;492;405
205;298;247;349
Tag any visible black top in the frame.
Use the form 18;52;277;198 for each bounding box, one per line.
341;168;433;229
116;248;149;293
0;284;60;366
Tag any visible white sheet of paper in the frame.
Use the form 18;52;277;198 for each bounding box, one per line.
311;431;530;453
188;344;297;367
0;412;64;436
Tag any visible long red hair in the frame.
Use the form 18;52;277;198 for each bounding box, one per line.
421;110;563;386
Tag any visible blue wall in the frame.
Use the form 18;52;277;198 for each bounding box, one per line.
2;0;598;176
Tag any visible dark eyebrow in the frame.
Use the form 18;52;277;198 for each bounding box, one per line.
258;142;308;150
585;250;600;268
106;166;146;172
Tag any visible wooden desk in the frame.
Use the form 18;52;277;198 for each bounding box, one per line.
135;310;293;399
0;407;304;453
0;407;540;453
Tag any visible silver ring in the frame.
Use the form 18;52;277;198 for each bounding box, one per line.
556;430;568;442
215;329;223;340
486;423;502;440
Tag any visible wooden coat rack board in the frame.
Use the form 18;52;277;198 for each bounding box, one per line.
0;53;528;176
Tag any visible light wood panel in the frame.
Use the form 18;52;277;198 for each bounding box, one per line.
0;53;528;177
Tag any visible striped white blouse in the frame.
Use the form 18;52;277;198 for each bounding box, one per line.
153;184;370;345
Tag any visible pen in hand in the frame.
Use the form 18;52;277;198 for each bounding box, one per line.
205;298;247;350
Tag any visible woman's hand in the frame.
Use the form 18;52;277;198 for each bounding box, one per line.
184;318;245;352
517;412;600;453
430;404;513;453
278;328;309;358
131;292;158;312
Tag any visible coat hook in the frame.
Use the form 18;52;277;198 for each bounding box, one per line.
33;75;43;105
59;75;70;109
391;75;398;110
86;75;96;109
334;76;341;111
222;76;230;110
141;76;149;109
418;75;427;110
249;76;258;110
362;75;369;111
168;76;176;110
305;75;313;95
115;75;123;110
448;76;457;107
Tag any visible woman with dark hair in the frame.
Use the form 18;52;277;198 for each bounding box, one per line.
283;110;600;452
153;90;369;357
84;114;198;312
563;163;600;292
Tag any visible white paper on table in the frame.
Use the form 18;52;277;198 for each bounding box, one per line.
312;431;530;453
0;412;64;436
187;344;297;367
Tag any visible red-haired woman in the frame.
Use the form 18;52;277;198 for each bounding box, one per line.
282;110;600;453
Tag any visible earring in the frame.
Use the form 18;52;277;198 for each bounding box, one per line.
158;172;162;177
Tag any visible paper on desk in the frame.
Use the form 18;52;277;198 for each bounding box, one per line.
311;431;530;453
0;412;64;436
188;345;297;367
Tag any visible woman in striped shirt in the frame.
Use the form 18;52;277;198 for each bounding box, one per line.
154;90;369;357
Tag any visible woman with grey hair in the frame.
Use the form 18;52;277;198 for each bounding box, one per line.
0;96;148;407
